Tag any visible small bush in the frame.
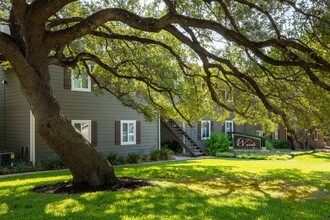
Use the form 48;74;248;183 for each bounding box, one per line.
106;153;128;165
236;154;267;160
116;155;127;165
106;152;118;165
150;150;161;161
205;132;230;156
269;140;291;149
15;162;29;173
215;152;236;158
140;154;149;162
127;153;141;164
161;140;182;153
40;156;66;170
266;140;274;150
159;148;174;160
0;166;11;175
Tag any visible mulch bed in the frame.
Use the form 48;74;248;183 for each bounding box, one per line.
31;177;152;194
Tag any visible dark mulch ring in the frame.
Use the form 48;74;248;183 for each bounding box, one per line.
31;177;152;194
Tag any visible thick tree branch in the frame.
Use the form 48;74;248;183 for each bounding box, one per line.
45;8;175;48
29;0;76;24
10;0;27;23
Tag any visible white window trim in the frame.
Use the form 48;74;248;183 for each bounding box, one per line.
121;120;136;145
273;130;279;140
313;129;319;141
71;64;92;92
225;90;234;102
72;120;91;142
256;130;264;137
225;120;234;133
201;120;211;140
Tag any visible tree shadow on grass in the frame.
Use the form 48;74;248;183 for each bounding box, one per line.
308;153;330;161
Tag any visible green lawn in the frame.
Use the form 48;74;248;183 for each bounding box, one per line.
0;153;329;220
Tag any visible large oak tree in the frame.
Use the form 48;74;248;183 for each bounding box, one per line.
0;0;329;186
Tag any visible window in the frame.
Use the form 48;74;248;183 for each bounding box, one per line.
273;130;279;139
72;120;91;141
225;90;233;102
256;130;264;137
313;129;319;141
201;120;211;140
121;120;136;145
225;120;234;133
71;65;92;92
71;74;91;91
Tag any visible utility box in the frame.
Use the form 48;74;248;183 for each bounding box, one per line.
0;151;15;166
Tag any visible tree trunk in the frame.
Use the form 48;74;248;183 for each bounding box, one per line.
16;63;117;187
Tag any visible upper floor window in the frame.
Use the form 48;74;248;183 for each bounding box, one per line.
225;90;234;102
71;65;93;92
201;120;211;140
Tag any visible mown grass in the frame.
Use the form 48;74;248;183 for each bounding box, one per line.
0;153;329;219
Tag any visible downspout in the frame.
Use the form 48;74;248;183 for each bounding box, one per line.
2;80;7;150
158;114;161;150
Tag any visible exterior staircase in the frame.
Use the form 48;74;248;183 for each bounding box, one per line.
161;119;206;157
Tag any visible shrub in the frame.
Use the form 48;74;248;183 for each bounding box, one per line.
269;140;291;149
40;156;66;170
140;154;149;162
161;140;182;153
106;152;118;165
127;153;141;164
150;150;161;161
215;152;236;158
116;155;127;165
159;147;174;160
106;153;128;165
205;132;230;155
15;162;29;173
0;166;11;175
266;140;274;150
236;154;267;160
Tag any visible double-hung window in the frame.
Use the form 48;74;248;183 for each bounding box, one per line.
71;74;91;92
72;120;91;141
71;65;92;92
256;130;264;137
121;120;136;145
225;120;234;133
201;120;211;140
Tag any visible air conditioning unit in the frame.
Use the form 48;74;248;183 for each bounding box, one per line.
0;151;15;166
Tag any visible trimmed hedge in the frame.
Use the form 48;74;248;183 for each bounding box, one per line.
269;139;291;149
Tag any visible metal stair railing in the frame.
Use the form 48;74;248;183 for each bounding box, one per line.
161;119;205;157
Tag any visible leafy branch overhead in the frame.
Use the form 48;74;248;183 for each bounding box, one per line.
1;0;329;134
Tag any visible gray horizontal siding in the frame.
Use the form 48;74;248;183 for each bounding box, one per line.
35;65;159;161
0;69;30;159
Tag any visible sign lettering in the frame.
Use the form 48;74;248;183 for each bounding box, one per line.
233;134;261;149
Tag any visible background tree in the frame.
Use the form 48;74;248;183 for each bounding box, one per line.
0;0;329;186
